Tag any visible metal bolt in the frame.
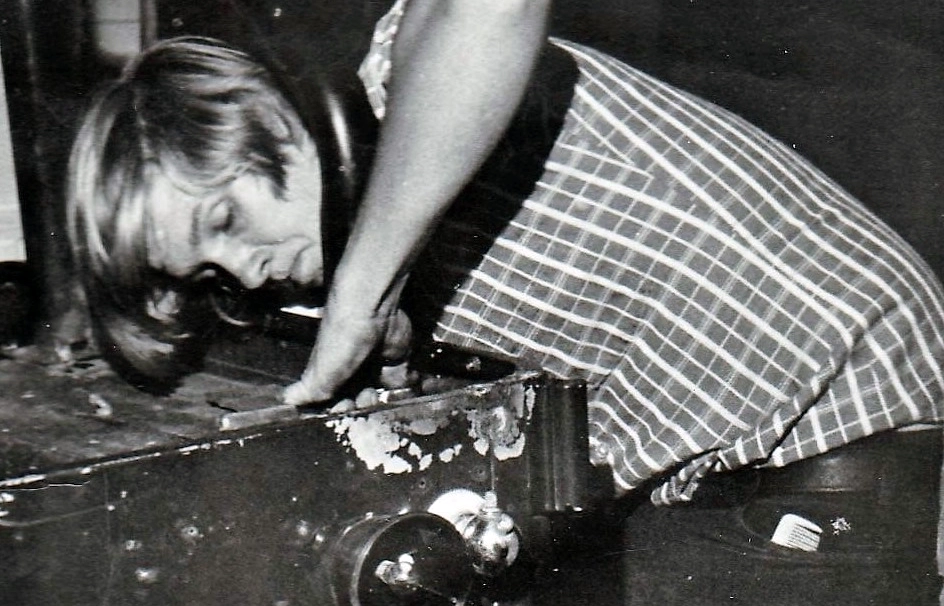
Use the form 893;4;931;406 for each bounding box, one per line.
375;553;416;587
295;520;313;540
180;524;202;543
464;356;482;373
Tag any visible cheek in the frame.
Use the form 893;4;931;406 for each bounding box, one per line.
281;168;323;235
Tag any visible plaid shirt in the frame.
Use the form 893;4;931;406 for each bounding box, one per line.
362;10;944;504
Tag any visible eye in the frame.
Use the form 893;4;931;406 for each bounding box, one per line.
206;198;234;234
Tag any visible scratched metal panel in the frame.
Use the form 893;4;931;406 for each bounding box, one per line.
0;357;243;477
0;370;600;605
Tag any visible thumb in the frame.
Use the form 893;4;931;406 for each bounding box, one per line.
380;308;413;361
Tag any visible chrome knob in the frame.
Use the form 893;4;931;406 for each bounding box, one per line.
453;491;521;577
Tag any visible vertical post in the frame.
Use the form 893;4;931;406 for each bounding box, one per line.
0;0;94;350
529;377;590;513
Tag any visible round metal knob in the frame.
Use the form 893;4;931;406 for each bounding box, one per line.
453;492;521;577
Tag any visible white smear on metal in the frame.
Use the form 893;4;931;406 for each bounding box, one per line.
326;406;464;474
439;445;461;463
329;415;413;474
328;408;466;474
0;474;47;489
418;452;433;471
471;432;490;457
327;382;536;474
407;417;441;436
465;385;536;461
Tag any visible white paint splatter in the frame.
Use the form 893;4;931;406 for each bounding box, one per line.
326;382;536;474
439;445;461;463
329;415;413;474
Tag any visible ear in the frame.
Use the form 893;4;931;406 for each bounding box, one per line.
280;134;320;176
84;277;217;393
91;306;192;394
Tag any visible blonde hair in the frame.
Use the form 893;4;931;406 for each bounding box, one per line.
67;36;309;387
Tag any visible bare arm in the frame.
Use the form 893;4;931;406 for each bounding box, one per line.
284;0;551;404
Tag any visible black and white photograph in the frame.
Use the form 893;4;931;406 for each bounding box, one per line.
1;1;944;604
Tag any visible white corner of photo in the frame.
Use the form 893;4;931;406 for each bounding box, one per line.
0;49;25;263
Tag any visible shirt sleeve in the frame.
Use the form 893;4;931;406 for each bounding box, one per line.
358;0;410;120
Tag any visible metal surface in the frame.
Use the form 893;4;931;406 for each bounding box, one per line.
0;359;601;605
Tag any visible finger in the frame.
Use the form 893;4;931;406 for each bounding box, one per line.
354;387;380;409
282;379;332;406
282;381;308;406
379;360;418;390
381;308;413;361
328;398;355;414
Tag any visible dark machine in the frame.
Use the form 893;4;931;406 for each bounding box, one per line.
0;342;604;605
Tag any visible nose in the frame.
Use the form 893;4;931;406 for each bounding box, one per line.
215;243;270;289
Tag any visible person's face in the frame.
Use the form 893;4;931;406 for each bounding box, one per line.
146;139;324;289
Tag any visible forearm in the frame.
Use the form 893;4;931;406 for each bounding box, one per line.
332;0;551;312
286;0;550;402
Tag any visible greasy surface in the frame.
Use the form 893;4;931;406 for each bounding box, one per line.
0;356;277;479
0;364;592;605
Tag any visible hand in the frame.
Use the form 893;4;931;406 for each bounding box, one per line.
325;386;383;414
281;308;383;405
281;307;413;405
379;359;419;391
